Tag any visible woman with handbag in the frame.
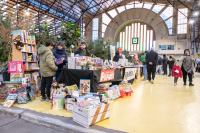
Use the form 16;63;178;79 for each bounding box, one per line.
53;41;68;81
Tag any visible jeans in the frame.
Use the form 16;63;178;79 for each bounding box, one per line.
174;77;178;83
169;68;172;76
41;76;53;98
55;70;61;81
163;64;167;74
143;65;147;79
147;64;156;81
156;65;162;74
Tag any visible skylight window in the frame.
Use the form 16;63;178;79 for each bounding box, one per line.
134;2;143;8
165;18;173;29
160;6;173;20
143;3;152;10
1;6;8;10
126;3;133;9
102;24;107;33
108;9;118;18
117;6;125;13
177;8;188;34
152;4;165;14
102;13;111;25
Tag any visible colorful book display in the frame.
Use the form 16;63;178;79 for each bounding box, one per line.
29;91;35;101
8;61;23;73
51;94;64;110
65;85;78;95
17;88;28;104
109;85;121;99
80;79;90;93
3;94;18;108
10;73;23;81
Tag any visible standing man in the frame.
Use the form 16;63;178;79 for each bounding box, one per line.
141;51;148;81
75;42;91;56
156;56;162;74
38;39;58;102
162;54;168;75
146;47;158;84
171;55;176;62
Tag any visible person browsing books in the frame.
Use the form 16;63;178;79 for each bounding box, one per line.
53;41;68;81
38;39;58;102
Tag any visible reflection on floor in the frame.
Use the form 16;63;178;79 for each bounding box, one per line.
1;73;200;133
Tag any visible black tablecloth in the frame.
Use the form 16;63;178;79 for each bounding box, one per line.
57;68;122;93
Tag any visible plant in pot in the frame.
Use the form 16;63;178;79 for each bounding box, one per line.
0;14;12;81
60;22;82;50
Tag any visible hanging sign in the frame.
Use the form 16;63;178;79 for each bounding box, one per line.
118;48;123;57
100;69;115;82
132;38;138;44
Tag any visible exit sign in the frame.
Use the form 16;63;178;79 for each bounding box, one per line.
132;38;138;44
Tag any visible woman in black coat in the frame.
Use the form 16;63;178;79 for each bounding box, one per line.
113;51;122;62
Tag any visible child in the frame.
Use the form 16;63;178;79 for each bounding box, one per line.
167;56;175;77
172;62;182;86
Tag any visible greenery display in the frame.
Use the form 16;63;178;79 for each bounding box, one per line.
60;22;82;48
0;14;12;69
87;38;115;60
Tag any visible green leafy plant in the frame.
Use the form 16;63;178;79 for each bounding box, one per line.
0;14;12;70
122;50;132;62
60;22;82;48
87;38;116;60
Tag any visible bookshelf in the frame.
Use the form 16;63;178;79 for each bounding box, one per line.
12;30;39;79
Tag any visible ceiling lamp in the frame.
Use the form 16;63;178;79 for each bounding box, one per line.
189;20;194;24
193;11;199;16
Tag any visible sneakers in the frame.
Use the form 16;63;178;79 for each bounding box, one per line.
184;83;186;85
189;83;194;86
46;97;50;102
142;79;146;81
151;79;154;84
174;83;177;86
40;97;46;101
148;81;151;83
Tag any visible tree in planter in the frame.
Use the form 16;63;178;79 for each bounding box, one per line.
0;14;12;67
87;38;116;60
60;22;82;48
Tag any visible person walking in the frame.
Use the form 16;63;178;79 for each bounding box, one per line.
172;62;182;86
146;47;158;84
38;39;58;102
141;51;148;81
53;41;68;81
113;51;122;62
162;54;168;75
75;42;91;56
167;56;175;77
156;56;162;74
179;49;195;86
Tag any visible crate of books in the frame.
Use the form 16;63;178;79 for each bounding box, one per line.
73;93;110;128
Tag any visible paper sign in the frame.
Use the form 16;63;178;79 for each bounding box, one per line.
110;45;115;61
100;69;115;82
118;48;123;57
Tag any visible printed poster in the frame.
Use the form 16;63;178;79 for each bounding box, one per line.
80;79;90;93
8;61;23;73
100;69;115;82
110;45;115;61
124;68;137;80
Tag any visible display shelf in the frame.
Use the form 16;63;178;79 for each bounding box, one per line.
22;51;33;54
23;61;38;63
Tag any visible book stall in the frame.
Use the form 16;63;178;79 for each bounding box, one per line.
0;30;143;128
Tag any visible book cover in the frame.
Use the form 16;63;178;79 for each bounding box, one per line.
29;91;35;101
8;61;23;73
18;91;28;104
24;74;31;78
10;73;23;81
51;94;64;110
79;79;90;93
3;94;18;108
31;35;36;44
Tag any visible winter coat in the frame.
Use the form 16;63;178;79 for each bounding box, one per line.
38;47;58;77
172;65;182;78
162;57;168;65
75;48;91;56
179;55;195;74
145;50;158;65
167;59;175;69
53;47;68;71
132;58;137;65
158;57;162;65
113;51;122;62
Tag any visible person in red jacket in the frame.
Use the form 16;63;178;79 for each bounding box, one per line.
172;62;182;86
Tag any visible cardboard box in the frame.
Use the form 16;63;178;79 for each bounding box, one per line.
73;102;110;128
65;103;73;112
65;98;76;104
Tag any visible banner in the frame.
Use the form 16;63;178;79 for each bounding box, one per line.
100;69;115;82
124;68;137;81
110;45;115;61
118;48;122;57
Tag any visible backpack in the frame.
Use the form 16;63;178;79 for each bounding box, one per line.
141;55;146;62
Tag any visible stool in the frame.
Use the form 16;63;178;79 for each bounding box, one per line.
125;91;131;96
119;90;125;98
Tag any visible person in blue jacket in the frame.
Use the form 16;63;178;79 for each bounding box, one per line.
53;41;68;81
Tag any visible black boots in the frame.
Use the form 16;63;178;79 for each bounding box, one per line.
189;82;194;86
